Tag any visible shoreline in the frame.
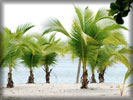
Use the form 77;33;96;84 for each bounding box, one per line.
1;83;132;100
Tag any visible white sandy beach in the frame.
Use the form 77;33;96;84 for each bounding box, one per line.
0;83;132;100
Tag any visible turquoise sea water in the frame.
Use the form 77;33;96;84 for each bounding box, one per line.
1;56;131;84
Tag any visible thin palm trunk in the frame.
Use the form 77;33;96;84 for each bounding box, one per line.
28;53;34;83
99;68;106;83
76;59;81;83
7;65;14;88
91;68;96;83
81;58;88;89
27;67;34;83
91;73;96;83
45;65;50;83
80;34;88;89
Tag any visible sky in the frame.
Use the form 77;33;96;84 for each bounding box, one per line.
3;3;130;44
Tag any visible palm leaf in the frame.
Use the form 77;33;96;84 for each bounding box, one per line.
74;6;84;30
43;19;71;38
102;24;128;31
114;52;131;69
41;52;58;66
103;32;127;45
126;84;133;88
84;6;94;33
94;9;108;22
15;23;34;39
124;69;133;83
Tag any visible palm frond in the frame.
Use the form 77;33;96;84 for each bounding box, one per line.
94;9;108;22
21;49;41;68
118;47;131;54
103;32;127;45
15;23;34;39
84;6;94;32
16;23;34;34
41;52;58;66
87;45;99;71
113;52;131;69
85;23;100;38
102;24;128;31
74;6;84;30
21;36;42;68
4;27;12;35
49;33;56;43
43;19;71;38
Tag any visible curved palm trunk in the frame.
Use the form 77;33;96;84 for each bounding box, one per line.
81;59;88;89
27;67;34;83
7;65;14;88
76;59;81;83
45;65;50;83
91;73;96;83
99;68;106;83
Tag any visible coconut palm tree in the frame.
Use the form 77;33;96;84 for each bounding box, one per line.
2;24;34;88
97;45;118;83
97;45;131;83
21;36;42;83
74;6;128;83
42;7;97;88
42;6;128;88
36;33;66;83
87;46;99;83
41;52;58;83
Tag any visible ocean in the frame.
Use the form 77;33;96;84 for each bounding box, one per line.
1;56;131;84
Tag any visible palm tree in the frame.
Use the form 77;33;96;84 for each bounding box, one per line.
42;6;128;88
87;46;99;83
42;7;96;88
97;45;117;83
41;52;57;83
68;20;92;88
2;24;34;88
37;33;66;83
74;6;128;83
21;36;41;83
97;45;131;83
82;7;128;83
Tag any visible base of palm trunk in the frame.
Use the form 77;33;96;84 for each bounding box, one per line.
99;73;104;83
7;72;14;88
27;71;34;83
81;71;88;89
46;72;50;83
28;76;34;83
91;74;97;83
